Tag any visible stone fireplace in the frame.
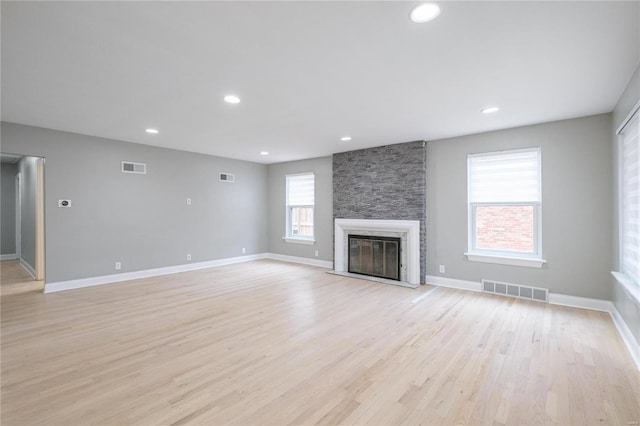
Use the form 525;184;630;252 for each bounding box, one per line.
333;141;427;283
334;218;420;285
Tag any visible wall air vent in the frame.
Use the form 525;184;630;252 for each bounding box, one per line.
219;172;235;183
122;161;147;174
482;279;548;303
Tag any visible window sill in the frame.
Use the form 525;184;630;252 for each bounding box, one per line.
283;237;315;245
611;271;640;304
464;253;546;268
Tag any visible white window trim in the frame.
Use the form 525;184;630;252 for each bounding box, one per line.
284;172;315;243
466;148;545;267
282;237;316;245
615;99;640;135
612;101;640;300
468;202;542;259
465;252;546;268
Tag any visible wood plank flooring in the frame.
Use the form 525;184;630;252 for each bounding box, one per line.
0;259;43;296
1;259;638;425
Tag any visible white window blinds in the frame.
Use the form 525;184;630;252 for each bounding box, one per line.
468;148;541;203
620;112;640;285
287;173;315;206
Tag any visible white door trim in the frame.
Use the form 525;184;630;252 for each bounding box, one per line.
15;172;21;259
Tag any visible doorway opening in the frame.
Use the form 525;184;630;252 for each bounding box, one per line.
0;153;45;294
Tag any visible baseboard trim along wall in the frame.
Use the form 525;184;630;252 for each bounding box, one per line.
266;253;333;269
20;258;36;279
425;274;640;371
609;306;640;371
44;254;269;293
424;275;482;292
43;253;332;294
547;292;614;312
0;253;18;261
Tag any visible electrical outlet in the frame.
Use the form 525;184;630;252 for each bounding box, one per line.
187;254;191;261
115;261;121;270
242;248;246;254
186;198;191;205
315;250;319;257
439;264;445;274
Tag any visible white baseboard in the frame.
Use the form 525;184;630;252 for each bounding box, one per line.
20;258;36;279
44;254;268;293
266;253;333;269
547;293;613;312
609;305;640;371
1;253;18;261
43;253;333;293
425;275;482;292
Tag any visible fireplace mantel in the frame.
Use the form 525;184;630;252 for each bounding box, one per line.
334;218;420;285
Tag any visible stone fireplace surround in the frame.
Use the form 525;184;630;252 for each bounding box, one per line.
333;141;426;283
334;218;420;285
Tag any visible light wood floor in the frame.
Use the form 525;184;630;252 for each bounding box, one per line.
1;260;638;425
0;259;43;296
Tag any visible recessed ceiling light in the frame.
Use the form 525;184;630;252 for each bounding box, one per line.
260;151;269;156
410;3;440;23
224;95;241;104
481;106;500;114
341;136;352;141
145;128;159;134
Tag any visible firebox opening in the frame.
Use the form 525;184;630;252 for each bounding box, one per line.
348;234;401;281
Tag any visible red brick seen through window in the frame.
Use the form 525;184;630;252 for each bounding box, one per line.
475;205;534;253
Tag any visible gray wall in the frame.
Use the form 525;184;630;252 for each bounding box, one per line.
333;141;427;281
427;114;612;300
1;163;17;255
611;64;640;345
1;122;268;283
19;157;38;270
267;156;333;262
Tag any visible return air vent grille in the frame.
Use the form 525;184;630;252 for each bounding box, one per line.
122;161;147;174
482;279;548;303
219;173;235;183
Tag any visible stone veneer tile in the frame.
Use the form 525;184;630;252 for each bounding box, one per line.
333;141;426;282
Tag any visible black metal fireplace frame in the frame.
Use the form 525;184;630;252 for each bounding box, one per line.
347;234;401;281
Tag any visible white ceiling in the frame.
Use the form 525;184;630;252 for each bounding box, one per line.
2;1;638;164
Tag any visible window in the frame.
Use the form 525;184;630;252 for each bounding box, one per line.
466;148;545;268
614;109;639;294
285;173;315;244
